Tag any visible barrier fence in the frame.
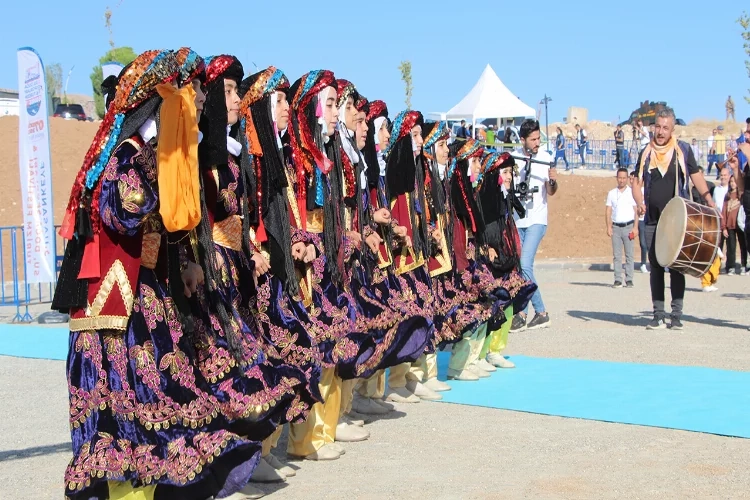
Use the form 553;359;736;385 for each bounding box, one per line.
486;138;741;173
0;225;65;322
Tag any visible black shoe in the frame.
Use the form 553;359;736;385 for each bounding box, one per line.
613;281;623;288
670;318;683;330
510;314;527;332
527;313;551;330
625;281;634;288
646;317;667;330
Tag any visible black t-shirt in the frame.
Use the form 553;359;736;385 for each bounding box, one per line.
614;130;624;145
635;144;700;225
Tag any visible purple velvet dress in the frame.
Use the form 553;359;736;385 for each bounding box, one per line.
190;155;320;441
65;137;260;500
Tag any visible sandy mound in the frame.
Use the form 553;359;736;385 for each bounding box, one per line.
0;116;625;260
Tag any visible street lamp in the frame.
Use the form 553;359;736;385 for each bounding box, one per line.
64;65;75;104
540;94;552;150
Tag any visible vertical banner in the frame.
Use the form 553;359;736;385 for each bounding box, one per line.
101;61;124;106
17;47;55;283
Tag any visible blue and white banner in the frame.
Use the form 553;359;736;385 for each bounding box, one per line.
17;47;55;283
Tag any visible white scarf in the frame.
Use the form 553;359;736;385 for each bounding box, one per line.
227;125;242;156
139;116;157;143
438;163;447;181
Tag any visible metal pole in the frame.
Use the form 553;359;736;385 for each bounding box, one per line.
64;65;75;103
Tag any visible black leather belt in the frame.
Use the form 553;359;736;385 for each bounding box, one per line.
613;221;634;227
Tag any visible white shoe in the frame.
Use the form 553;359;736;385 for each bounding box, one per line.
640;264;649;274
326;442;346;455
405;380;442;401
447;368;479;381
423;377;452;392
476;359;497;372
487;352;515;368
250;457;286;483
468;363;491;378
341;414;365;427
264;453;295;477
385;386;421;403
703;285;718;293
335;421;370;442
288;444;341;461
351;395;390;415
223;484;266;499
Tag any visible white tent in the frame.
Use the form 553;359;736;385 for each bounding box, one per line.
445;64;536;131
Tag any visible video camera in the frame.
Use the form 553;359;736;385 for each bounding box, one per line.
511;152;555;202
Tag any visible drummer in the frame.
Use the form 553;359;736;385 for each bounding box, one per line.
632;107;715;331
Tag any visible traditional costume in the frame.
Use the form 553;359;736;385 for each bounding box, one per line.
190;55;319;445
283;70;361;461
335;83;433;427
237;66;325;481
380;110;437;403
475;152;537;368
54;49;261;500
445;139;512;380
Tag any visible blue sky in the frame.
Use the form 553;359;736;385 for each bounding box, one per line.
3;0;749;125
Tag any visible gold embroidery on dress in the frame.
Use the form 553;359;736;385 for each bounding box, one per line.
69;260;134;332
213;215;242;251
141;233;161;270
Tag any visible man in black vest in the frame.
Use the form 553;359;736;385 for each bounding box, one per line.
632;108;715;331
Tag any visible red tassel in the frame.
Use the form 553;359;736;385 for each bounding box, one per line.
60;209;75;240
255;218;268;243
78;234;101;279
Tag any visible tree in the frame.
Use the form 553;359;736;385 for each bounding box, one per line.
398;60;413;110
740;12;750;104
90;46;137;118
45;63;63;103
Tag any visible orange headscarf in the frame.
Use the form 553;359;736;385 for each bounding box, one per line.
156;83;201;232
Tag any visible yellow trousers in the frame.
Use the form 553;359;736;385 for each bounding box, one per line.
408;353;439;382
449;322;488;372
108;482;155;500
387;362;411;388
357;370;386;399
339;377;356;417
261;426;283;457
287;366;340;456
701;256;721;288
480;306;514;358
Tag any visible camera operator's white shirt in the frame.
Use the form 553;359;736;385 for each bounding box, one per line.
515;149;553;228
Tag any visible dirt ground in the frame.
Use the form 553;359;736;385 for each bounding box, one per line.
0;116;638;260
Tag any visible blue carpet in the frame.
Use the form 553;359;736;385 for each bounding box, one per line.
0;324;68;361
436;351;750;438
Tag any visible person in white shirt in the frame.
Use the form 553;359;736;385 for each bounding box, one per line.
606;168;638;287
575;123;588;165
635;119;650;151
510;119;557;332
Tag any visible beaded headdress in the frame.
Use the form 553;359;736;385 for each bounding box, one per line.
174;47;205;86
62;49;179;238
449;139;485;234
382;110;422;158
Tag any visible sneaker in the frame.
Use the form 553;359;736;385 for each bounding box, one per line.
742;268;748;276
646;317;667;330
640;264;649;274
703;285;718;293
613;281;623;288
625;281;634;288
527;313;551;330
670;318;684;330
509;314;527;332
728;268;736;275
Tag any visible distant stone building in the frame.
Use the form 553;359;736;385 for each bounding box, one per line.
567;106;588;125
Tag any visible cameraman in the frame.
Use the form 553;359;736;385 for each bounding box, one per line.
510;119;557;331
